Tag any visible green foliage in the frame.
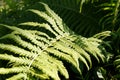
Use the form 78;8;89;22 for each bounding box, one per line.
0;2;111;80
0;0;120;80
98;0;120;31
0;0;105;36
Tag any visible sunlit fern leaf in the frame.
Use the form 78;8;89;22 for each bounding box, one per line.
93;31;111;39
33;0;101;37
6;73;27;80
0;0;101;37
0;2;109;80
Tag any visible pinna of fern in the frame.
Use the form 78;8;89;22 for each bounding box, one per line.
97;0;120;31
0;2;111;80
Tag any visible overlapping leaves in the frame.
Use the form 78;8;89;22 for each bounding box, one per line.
0;2;110;80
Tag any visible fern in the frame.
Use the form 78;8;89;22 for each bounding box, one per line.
98;0;120;31
41;0;101;36
0;0;102;37
0;2;110;80
114;55;120;70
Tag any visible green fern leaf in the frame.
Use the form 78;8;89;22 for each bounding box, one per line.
0;2;109;80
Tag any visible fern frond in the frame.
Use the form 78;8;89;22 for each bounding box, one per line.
0;44;35;57
98;0;120;30
28;9;64;35
82;38;105;62
114;55;120;70
19;22;58;36
0;67;27;74
0;25;49;48
6;73;26;80
0;34;42;52
50;39;89;70
41;2;66;32
60;36;92;68
93;31;111;39
0;2;109;80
